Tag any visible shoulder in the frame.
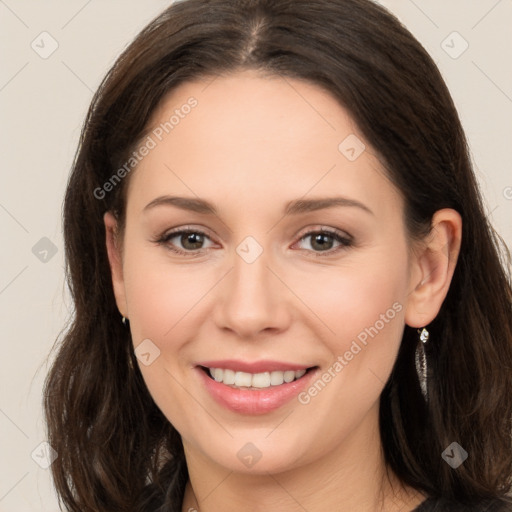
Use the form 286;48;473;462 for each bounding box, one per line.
414;497;512;512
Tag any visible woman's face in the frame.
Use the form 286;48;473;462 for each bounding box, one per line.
107;70;423;474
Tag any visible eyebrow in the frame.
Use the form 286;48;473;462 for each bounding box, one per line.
143;195;374;216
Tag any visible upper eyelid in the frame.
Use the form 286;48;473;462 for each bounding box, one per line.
161;226;217;242
296;225;351;238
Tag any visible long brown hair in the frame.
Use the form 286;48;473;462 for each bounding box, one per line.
44;0;512;510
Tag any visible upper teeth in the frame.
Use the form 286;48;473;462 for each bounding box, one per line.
208;368;307;388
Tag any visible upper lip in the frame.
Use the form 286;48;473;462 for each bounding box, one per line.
197;359;315;373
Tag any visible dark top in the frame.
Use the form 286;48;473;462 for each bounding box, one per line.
414;497;512;511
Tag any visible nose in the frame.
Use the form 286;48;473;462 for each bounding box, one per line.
213;243;291;339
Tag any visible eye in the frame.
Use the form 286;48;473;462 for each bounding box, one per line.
154;227;215;256
293;228;353;255
153;226;353;258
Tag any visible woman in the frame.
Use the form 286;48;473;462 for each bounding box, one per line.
44;0;512;510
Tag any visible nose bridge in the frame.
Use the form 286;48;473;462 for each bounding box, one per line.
215;234;288;336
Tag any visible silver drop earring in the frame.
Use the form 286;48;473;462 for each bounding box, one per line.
415;327;429;401
122;316;128;326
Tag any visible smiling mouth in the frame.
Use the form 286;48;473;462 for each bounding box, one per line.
199;365;317;390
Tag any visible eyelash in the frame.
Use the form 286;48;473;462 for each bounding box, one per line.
153;226;353;258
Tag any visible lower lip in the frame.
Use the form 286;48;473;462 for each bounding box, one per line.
196;367;318;415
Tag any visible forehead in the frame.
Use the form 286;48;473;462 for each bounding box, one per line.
125;70;401;218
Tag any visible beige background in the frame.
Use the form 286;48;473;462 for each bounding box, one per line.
1;1;511;510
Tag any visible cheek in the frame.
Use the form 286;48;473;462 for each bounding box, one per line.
122;245;210;341
301;262;407;421
296;250;408;410
300;251;408;347
121;245;219;417
121;248;209;431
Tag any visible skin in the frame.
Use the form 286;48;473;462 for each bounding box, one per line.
104;70;462;512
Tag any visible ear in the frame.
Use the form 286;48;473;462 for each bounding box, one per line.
404;208;462;328
104;211;128;318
